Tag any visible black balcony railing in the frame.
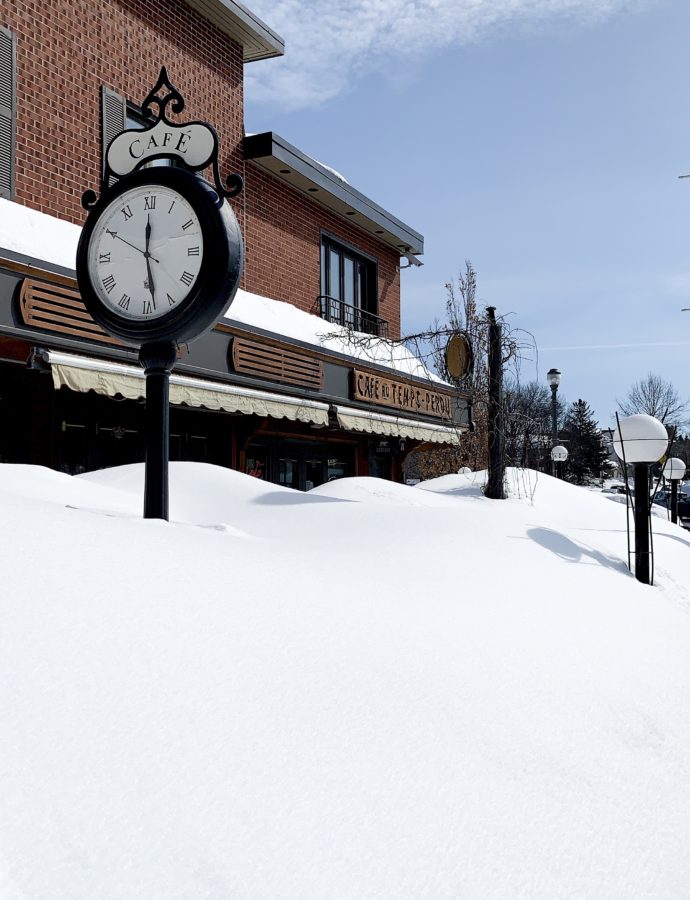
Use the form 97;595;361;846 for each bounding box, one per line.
318;295;389;338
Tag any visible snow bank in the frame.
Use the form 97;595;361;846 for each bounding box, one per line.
0;463;689;899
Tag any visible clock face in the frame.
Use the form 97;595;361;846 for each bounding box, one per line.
86;184;204;321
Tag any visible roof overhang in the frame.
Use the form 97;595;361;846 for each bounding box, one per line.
244;132;424;257
182;0;284;62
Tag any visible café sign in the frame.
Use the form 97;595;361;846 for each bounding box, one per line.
100;67;242;200
353;369;453;419
107;119;215;175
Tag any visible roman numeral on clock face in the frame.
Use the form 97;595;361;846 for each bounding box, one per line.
187;246;200;256
143;299;153;315
167;293;175;306
181;219;193;231
121;205;133;221
144;195;156;210
118;293;130;310
102;274;116;294
99;252;111;264
180;271;194;287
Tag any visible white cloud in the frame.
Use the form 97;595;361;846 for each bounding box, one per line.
246;0;651;110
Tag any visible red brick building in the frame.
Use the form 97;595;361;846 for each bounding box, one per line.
0;0;469;488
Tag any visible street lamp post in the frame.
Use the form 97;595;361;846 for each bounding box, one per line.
613;414;669;584
546;368;561;476
662;457;687;524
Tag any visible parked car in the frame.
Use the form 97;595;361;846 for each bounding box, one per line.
653;488;690;522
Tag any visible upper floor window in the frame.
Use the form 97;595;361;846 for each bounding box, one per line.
320;235;387;337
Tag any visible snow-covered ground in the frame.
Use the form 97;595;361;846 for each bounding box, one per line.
1;463;689;899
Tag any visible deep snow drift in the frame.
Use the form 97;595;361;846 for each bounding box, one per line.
0;463;689;899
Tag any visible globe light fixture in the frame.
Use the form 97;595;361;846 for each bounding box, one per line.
662;457;687;524
546;368;561;388
662;457;686;480
551;445;568;462
612;414;668;464
613;414;669;584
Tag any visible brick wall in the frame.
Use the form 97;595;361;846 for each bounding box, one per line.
2;0;244;224
2;0;403;338
242;164;401;339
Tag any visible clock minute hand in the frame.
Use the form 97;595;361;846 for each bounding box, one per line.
144;216;156;309
105;228;160;264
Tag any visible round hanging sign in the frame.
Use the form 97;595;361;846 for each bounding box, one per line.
445;332;473;380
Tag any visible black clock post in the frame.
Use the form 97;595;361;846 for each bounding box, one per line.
139;341;177;519
76;69;244;521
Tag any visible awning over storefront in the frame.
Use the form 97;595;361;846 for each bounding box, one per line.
336;407;461;445
40;351;461;442
44;351;330;427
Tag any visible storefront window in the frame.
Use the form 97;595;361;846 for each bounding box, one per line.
245;448;267;479
279;457;298;488
327;457;349;482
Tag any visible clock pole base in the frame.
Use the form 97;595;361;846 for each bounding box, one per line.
140;341;177;521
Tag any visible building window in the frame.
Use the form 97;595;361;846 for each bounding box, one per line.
320;235;386;336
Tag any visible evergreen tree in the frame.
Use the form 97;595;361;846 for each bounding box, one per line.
561;399;609;484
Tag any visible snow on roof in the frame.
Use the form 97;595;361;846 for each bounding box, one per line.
0;198;80;271
0;198;442;384
226;288;443;382
311;158;349;184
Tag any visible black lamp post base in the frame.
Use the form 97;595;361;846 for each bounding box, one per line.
671;479;679;525
633;463;651;584
139;341;177;521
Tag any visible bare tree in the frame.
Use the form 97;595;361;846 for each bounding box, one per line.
405;262;532;481
617;373;689;428
503;379;563;470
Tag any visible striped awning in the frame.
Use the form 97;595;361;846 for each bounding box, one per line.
42;351;462;443
44;351;330;427
336;407;461;445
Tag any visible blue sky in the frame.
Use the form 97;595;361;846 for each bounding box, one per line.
244;0;690;426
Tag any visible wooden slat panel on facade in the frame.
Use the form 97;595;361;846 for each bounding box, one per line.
231;336;324;390
19;278;123;347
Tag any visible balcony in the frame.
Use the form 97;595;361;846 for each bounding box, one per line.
318;295;389;339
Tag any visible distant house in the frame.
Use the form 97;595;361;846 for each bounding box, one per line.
0;0;470;488
600;428;622;479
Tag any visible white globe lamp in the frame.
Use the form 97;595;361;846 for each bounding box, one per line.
663;457;687;525
612;414;668;464
662;457;686;481
551;445;568;462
